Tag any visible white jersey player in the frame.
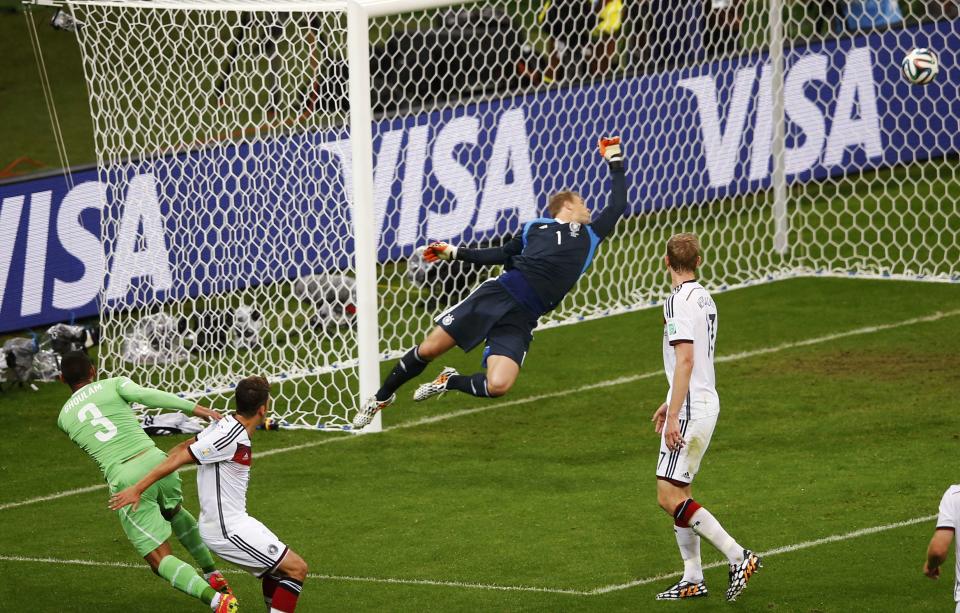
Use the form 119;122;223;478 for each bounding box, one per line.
111;376;310;613
650;233;762;603
924;484;960;611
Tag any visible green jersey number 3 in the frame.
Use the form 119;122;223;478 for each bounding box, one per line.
79;403;118;442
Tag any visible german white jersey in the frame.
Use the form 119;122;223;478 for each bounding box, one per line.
936;484;960;602
189;415;253;534
662;280;720;420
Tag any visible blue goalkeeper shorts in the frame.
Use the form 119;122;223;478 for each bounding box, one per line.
434;280;537;368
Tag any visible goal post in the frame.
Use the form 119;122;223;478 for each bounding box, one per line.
345;0;381;432
41;0;960;429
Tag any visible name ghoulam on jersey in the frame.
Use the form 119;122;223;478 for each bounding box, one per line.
662;280;720;420
58;377;196;478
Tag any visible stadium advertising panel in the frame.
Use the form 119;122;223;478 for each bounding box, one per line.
0;19;957;332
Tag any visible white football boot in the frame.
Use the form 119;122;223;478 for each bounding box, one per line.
413;367;458;402
352;394;395;430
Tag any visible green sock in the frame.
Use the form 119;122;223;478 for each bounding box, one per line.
157;555;217;605
170;508;216;574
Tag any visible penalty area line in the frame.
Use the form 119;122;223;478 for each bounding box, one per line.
1;307;958;513
0;513;937;596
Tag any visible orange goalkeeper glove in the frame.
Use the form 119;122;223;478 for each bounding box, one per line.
598;136;623;168
423;242;458;263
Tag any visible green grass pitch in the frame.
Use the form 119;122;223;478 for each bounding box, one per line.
1;276;959;612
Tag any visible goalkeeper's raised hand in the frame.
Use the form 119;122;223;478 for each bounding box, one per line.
598;136;623;170
423;242;458;263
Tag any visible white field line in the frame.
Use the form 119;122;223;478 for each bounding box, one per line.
589;514;938;595
0;513;938;596
2;308;958;514
0;553;583;595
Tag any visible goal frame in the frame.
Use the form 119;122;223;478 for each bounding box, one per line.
25;0;960;434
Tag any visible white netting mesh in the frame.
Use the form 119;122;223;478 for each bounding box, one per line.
72;2;358;428
66;0;959;428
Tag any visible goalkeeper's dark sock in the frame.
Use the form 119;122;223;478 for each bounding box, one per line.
445;372;491;397
170;507;216;574
376;346;429;401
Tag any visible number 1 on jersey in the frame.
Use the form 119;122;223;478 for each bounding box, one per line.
556;230;562;245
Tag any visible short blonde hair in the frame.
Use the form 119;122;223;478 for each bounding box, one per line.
666;233;702;273
547;191;580;217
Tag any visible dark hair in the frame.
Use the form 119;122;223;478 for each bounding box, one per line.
60;351;94;387
235;376;270;416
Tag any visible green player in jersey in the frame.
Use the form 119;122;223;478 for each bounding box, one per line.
57;351;238;613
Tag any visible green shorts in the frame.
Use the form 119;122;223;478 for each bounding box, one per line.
107;447;182;557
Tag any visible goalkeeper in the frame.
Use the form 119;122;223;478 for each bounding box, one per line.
57;352;237;612
354;137;628;428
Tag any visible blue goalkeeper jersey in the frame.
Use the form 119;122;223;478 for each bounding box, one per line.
458;165;628;315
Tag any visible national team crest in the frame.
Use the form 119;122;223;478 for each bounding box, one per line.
569;222;581;237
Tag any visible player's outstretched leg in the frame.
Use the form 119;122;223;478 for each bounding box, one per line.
352;345;427;428
352;393;396;430
379;346;431;399
165;505;233;594
413;367;459;401
147;544;237;611
424;354;520;400
354;328;457;428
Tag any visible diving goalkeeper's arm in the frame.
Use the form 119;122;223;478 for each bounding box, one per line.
589;136;628;239
423;136;626;263
423;235;523;266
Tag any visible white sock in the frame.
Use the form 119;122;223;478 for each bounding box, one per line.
674;525;703;583
209;593;222;611
689;507;744;564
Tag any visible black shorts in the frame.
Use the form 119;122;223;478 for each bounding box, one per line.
435;280;538;368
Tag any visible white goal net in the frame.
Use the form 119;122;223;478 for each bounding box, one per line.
61;0;959;428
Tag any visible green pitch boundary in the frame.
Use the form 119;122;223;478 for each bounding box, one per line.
0;513;938;595
2;306;957;513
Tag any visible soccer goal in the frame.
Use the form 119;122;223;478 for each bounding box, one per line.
40;0;959;430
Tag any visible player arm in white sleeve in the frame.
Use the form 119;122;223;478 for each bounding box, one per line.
925;487;958;579
663;302;696;451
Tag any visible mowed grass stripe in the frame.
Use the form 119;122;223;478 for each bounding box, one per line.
2;307;957;513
